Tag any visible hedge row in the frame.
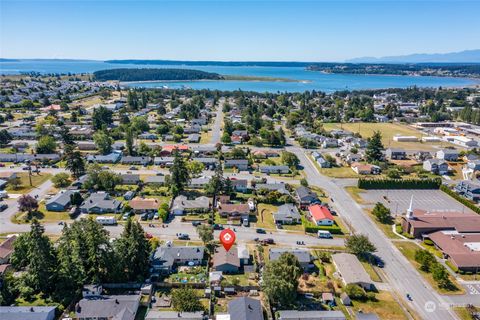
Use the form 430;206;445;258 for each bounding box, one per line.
358;178;441;190
440;185;480;214
301;217;343;234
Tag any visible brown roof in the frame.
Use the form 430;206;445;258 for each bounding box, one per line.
428;231;480;268
0;264;11;274
212;246;240;268
218;203;250;215
406;209;480;233
0;236;16;259
129;197;159;210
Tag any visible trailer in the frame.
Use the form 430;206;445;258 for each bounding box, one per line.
95;216;117;225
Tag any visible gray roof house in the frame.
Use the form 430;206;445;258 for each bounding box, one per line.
121;156;152;165
154;157;175;167
75;295;140;320
145;311;204;320
455;180;480;202
86;152;121;163
230;178;248;192
277;310;346;320
332;253;373;290
436;149;459;161
227;297;263;320
46;190;78;212
145;175;166;185
423;159;448;175
273;204;301;224
385;148;406;160
80;192;122;214
171;195;210;215
295;186;319;208
255;183;289;195
152;244;205;273
0;306;56;320
259;165;290;174
269;248;312;270
121;174;141;185
224;159;249;171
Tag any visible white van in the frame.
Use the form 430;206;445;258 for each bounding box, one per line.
317;230;332;239
0;190;8;200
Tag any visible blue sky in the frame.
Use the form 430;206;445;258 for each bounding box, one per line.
1;0;479;61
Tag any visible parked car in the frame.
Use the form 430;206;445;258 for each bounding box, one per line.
177;233;190;240
213;224;224;230
256;228;266;234
140;213;148;221
129;166;138;170
0;203;8;212
192;221;202;226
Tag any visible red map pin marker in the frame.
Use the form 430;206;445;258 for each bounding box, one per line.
219;228;236;252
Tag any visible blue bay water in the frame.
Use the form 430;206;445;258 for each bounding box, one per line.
0;59;477;93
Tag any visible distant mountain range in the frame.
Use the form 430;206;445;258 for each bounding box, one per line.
347;49;480;63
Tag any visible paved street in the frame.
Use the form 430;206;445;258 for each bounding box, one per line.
287;146;459;320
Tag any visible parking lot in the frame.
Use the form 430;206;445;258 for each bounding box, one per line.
360;189;474;216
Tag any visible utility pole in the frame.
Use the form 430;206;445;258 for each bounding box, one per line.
27;160;32;187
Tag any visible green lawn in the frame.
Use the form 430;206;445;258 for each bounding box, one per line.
323;122;458;151
454;306;479;320
344;186;368;204
256;204;277;229
6;173;52;193
394;241;464;295
349;291;410;320
12;202;72;224
360;261;382;282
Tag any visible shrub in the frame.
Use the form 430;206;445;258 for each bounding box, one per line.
440;185;480;214
358;178;441;189
302;217;343;234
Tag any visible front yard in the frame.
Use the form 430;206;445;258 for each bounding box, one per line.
6;173;52;193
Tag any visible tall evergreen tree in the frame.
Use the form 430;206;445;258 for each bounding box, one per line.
169;150;190;196
115;218;150;282
365;131;384;163
65;150;86;178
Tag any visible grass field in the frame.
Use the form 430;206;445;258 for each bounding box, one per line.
323;122;455;151
6;173;52;193
349;291;411;320
394;241;464;295
344;186;368;204
12;202;72;224
454;306;479;320
256;204;277;229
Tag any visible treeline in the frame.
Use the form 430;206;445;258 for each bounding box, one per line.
458;106;480;125
93;68;223;81
307;63;480;78
0;218;152;308
440;185;480;214
358;178;442;189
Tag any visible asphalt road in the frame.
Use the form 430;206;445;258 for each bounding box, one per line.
288;146;459;320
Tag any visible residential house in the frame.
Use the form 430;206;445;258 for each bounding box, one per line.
269;248;312;270
237;244;250;265
152;243;205;273
138;133;158;140
81;192;122;214
212;246;240;273
436;149;459;161
76;141;96;151
76;293;140;320
308;204;334;226
187;134;201;143
121;156;152;166
295;186;320;209
86;152;121;163
423;159;449;175
351;163;381;175
160;145;189;156
191;145;217;156
0;306;57;320
217;203;250;225
0;235;16;265
121;174;141;185
259;165;290;174
226;297;263;320
385;148;406;160
230;178;248;193
154;157;175;167
129;197;159;214
46;190;78;212
312;151;331;168
273;204;301;225
145;311;204;320
145;175;166;185
332;253;373;290
277;310;346;320
225;159;249;171
189;177;211;189
467;160;480;171
171;195;210;215
193;157;218;170
455;180;480;202
255;183;289;195
322;138;338;149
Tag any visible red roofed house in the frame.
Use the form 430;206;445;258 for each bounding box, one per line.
160;145;190;156
41;104;62;112
308;204;334;226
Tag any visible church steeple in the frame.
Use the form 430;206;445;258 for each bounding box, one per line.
406;195;414;220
